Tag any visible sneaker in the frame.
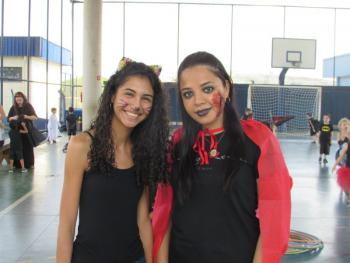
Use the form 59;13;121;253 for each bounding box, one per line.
323;158;328;164
21;168;28;173
318;157;322;163
8;169;14;173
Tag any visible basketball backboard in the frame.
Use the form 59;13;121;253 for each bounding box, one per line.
272;38;316;69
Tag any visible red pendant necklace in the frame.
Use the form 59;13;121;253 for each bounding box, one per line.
193;127;225;165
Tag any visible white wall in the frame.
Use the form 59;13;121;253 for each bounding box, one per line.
3;56;61;119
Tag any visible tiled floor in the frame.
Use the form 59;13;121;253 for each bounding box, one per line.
0;136;349;262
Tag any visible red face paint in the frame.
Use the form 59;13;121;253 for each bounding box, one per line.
212;92;224;115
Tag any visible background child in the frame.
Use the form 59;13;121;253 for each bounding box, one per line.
62;107;77;153
333;138;350;205
335;118;350;167
47;107;60;144
8;120;28;173
318;113;333;164
66;107;77;139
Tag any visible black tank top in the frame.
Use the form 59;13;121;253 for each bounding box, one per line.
346;143;350;168
72;133;144;262
170;133;260;263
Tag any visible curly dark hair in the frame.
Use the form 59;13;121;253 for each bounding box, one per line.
173;51;246;203
89;62;169;192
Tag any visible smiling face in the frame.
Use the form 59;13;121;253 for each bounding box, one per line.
179;65;229;130
112;75;154;129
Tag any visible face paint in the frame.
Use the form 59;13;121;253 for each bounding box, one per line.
144;106;152;114
212;92;224;115
115;99;128;108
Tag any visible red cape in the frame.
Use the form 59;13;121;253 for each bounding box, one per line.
152;120;292;263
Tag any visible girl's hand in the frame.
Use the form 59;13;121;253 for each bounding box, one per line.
332;164;337;173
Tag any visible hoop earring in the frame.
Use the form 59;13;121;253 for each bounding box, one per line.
225;97;231;104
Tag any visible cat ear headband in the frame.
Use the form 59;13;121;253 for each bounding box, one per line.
117;57;162;77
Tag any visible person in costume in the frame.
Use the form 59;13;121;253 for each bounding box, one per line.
152;52;292;263
335;118;350;167
47;107;60;144
306;113;320;143
57;60;168;263
332;137;350;204
318;113;333;165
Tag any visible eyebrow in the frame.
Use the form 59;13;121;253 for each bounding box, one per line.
180;87;192;92
124;88;153;98
200;81;213;87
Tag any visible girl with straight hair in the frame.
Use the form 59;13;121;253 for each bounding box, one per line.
152;51;292;263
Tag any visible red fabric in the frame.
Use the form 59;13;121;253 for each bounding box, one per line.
193;128;224;165
242;120;292;263
152;120;292;263
336;166;350;192
152;183;173;262
152;129;182;262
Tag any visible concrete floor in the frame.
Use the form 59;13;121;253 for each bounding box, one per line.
0;135;349;262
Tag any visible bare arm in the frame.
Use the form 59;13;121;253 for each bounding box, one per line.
156;222;171;263
332;143;348;172
0;105;5;121
20;122;28;133
252;235;262;263
137;187;153;263
336;132;340;142
24;114;38;121
253;178;262;263
8;115;18;121
56;134;91;263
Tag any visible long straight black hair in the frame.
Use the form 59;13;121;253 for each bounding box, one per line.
173;51;246;203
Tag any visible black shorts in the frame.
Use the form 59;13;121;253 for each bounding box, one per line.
320;142;330;155
68;129;76;136
10;149;23;160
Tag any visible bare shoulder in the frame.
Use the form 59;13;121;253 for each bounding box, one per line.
68;133;91;151
66;132;93;170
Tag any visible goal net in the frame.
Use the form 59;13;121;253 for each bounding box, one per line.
247;85;321;136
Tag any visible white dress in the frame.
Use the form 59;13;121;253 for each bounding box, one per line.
47;114;60;143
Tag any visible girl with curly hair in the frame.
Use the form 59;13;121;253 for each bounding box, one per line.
57;61;169;263
152;52;292;263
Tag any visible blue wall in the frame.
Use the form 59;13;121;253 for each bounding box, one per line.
321;86;350;125
1;36;71;65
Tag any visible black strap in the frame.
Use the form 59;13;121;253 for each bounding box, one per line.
84;130;94;140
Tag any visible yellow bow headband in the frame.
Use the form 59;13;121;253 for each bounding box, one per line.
117;57;162;77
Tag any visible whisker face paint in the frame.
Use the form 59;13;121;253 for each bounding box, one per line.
144;106;152;114
116;99;128;108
